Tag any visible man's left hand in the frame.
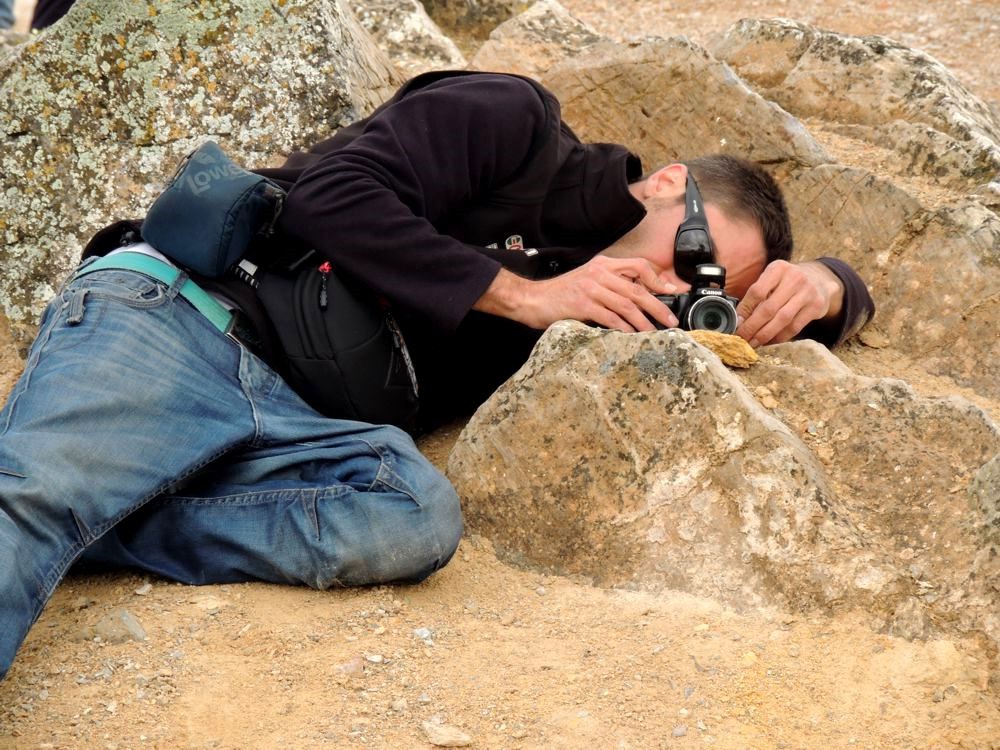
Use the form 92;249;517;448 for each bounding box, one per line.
736;260;844;346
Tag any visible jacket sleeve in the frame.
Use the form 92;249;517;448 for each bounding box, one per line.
278;75;554;333
798;257;876;347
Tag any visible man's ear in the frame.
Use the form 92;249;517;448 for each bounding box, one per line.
642;163;688;200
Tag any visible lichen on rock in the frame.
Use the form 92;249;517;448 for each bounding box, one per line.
0;0;400;346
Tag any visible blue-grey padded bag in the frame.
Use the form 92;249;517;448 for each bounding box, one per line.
142;140;284;277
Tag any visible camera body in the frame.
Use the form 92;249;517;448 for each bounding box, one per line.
654;263;740;334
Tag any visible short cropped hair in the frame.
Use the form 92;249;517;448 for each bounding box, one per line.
682;155;794;265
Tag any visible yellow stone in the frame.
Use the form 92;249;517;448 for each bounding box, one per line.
688;330;759;368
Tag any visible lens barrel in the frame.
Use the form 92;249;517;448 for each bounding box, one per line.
684;295;738;334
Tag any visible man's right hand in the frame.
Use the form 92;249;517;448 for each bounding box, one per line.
473;256;679;332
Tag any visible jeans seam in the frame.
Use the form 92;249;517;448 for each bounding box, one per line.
36;441;248;602
365;439;422;507
85;289;170;310
163;483;353;507
306;488;320;539
236;348;266;446
2;305;61;434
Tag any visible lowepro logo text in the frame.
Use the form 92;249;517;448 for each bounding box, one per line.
184;161;245;196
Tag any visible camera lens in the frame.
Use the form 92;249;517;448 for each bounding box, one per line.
686;296;738;334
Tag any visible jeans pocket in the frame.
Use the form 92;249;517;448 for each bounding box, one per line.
46;274;171;354
81;272;168;308
3;275;172;431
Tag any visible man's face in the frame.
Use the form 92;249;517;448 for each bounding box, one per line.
675;203;765;299
619;166;768;299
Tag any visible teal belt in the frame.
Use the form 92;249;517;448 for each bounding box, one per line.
74;252;234;333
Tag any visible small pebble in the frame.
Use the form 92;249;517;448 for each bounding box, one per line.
334;656;365;677
673;725;688;737
413;627;433;640
134;583;153;596
78;609;147;644
365;654;384;664
422;721;473;747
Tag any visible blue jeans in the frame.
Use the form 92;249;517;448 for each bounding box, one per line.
0;266;463;679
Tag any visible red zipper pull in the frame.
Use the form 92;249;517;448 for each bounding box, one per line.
318;261;331;310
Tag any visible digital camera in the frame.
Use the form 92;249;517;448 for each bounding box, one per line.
653;263;740;334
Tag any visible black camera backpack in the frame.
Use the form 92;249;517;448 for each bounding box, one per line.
250;253;420;434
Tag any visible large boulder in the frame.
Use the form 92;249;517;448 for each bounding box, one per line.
867;200;1000;396
469;0;605;79
447;323;1000;647
421;0;525;40
743;341;1000;642
780;165;923;272
353;0;467;76
711;18;1000;188
0;0;401;346
781;166;1000;400
540;36;830;179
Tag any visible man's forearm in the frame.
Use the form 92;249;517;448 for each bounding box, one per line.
471;256;677;332
472;267;527;320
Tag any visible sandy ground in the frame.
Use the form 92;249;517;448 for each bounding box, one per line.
2;1;1000;749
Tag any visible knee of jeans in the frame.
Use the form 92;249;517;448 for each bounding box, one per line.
302;468;463;590
420;473;464;570
353;472;463;587
384;471;463;585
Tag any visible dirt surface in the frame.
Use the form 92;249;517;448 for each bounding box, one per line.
2;1;1000;749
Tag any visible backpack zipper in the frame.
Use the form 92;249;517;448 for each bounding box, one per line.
318;261;331;310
